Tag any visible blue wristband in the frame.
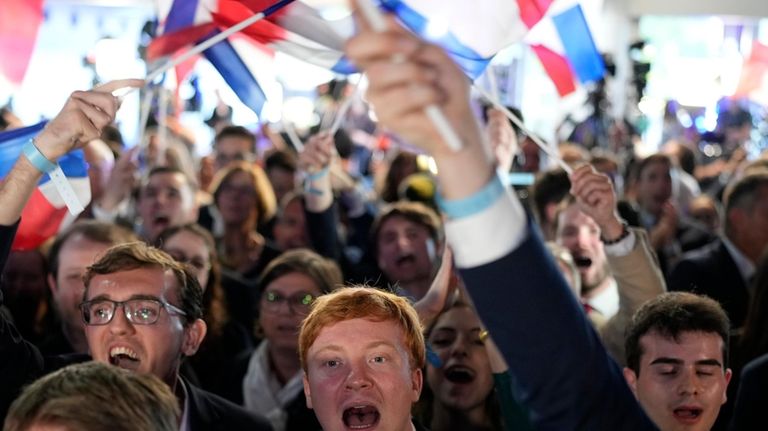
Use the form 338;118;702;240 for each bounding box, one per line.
305;166;330;181
435;173;506;219
23;139;57;174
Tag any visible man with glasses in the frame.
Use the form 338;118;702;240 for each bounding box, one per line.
0;81;271;429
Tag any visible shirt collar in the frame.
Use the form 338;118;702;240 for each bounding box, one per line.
178;377;191;431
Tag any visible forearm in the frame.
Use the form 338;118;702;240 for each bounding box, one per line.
0;156;44;226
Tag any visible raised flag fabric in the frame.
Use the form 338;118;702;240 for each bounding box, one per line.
0;0;45;86
150;0;269;115
379;0;553;78
0;123;90;250
526;4;605;97
212;0;355;74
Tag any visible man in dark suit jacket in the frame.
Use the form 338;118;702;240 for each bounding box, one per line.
669;171;768;328
730;352;768;431
0;82;271;431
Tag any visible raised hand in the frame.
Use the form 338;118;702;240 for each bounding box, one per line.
298;132;334;174
569;164;624;240
486;107;517;172
34;79;143;161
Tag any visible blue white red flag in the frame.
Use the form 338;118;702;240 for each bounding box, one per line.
0;0;44;86
151;0;269;115
0;123;90;250
526;3;605;96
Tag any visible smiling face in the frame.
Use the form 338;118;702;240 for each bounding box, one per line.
623;331;731;431
426;306;494;415
260;272;322;352
137;172;197;242
303;318;422;431
84;267;206;387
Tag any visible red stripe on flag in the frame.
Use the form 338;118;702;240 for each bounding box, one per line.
148;22;217;61
12;189;67;251
233;0;291;21
734;42;768;97
212;2;288;44
0;0;44;85
531;44;577;96
518;0;554;29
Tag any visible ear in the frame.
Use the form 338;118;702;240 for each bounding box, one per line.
722;368;733;404
303;372;313;409
622;367;639;398
181;319;207;356
410;367;423;403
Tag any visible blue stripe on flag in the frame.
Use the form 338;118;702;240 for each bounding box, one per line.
0;121;88;183
202;32;267;116
551;5;605;84
379;0;491;79
165;0;200;33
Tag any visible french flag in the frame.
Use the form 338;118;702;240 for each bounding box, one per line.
526;3;606;96
151;0;269;116
379;0;553;78
211;0;356;74
0;123;90;251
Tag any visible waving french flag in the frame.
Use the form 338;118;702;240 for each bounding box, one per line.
0;123;90;251
526;3;606;96
151;0;269;116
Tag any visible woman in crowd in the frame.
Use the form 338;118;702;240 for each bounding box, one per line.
207;161;279;278
223;248;342;431
156;223;253;397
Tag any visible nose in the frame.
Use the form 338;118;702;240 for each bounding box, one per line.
108;304;135;336
396;233;413;251
449;335;469;358
345;359;373;391
677;369;702;396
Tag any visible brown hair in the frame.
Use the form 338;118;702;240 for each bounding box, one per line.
209;161;277;230
371;201;443;256
299;286;425;372
4;362;179;431
83;242;203;324
258;248;342;297
48;220;138;278
156;223;228;337
625;292;730;374
723;171;768;237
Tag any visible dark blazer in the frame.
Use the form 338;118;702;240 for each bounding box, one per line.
668;239;750;327
730;353;768;431
185;378;272;431
458;222;657;430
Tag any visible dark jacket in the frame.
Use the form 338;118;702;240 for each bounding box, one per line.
668;239;750;328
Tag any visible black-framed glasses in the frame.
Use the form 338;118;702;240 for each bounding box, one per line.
261;291;315;315
80;298;187;326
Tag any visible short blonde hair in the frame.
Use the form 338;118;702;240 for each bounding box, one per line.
299;287;425;372
4;362;179;431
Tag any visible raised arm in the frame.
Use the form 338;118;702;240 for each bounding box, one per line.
345;7;655;429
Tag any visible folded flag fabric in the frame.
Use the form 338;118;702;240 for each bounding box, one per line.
734;42;768;97
526;3;605;96
379;0;553;79
212;0;355;74
151;0;269;116
0;123;91;250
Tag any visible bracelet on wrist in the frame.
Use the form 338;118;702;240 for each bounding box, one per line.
600;221;630;245
23;139;57;174
435;173;506;219
305;166;330;181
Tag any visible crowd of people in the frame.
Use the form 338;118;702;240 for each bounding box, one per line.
1;6;767;431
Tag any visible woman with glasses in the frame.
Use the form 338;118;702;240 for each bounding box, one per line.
156;223;253;398
223;249;342;431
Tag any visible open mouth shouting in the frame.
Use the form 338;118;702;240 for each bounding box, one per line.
109;346;140;371
573;255;593;269
342;405;380;429
443;365;476;384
